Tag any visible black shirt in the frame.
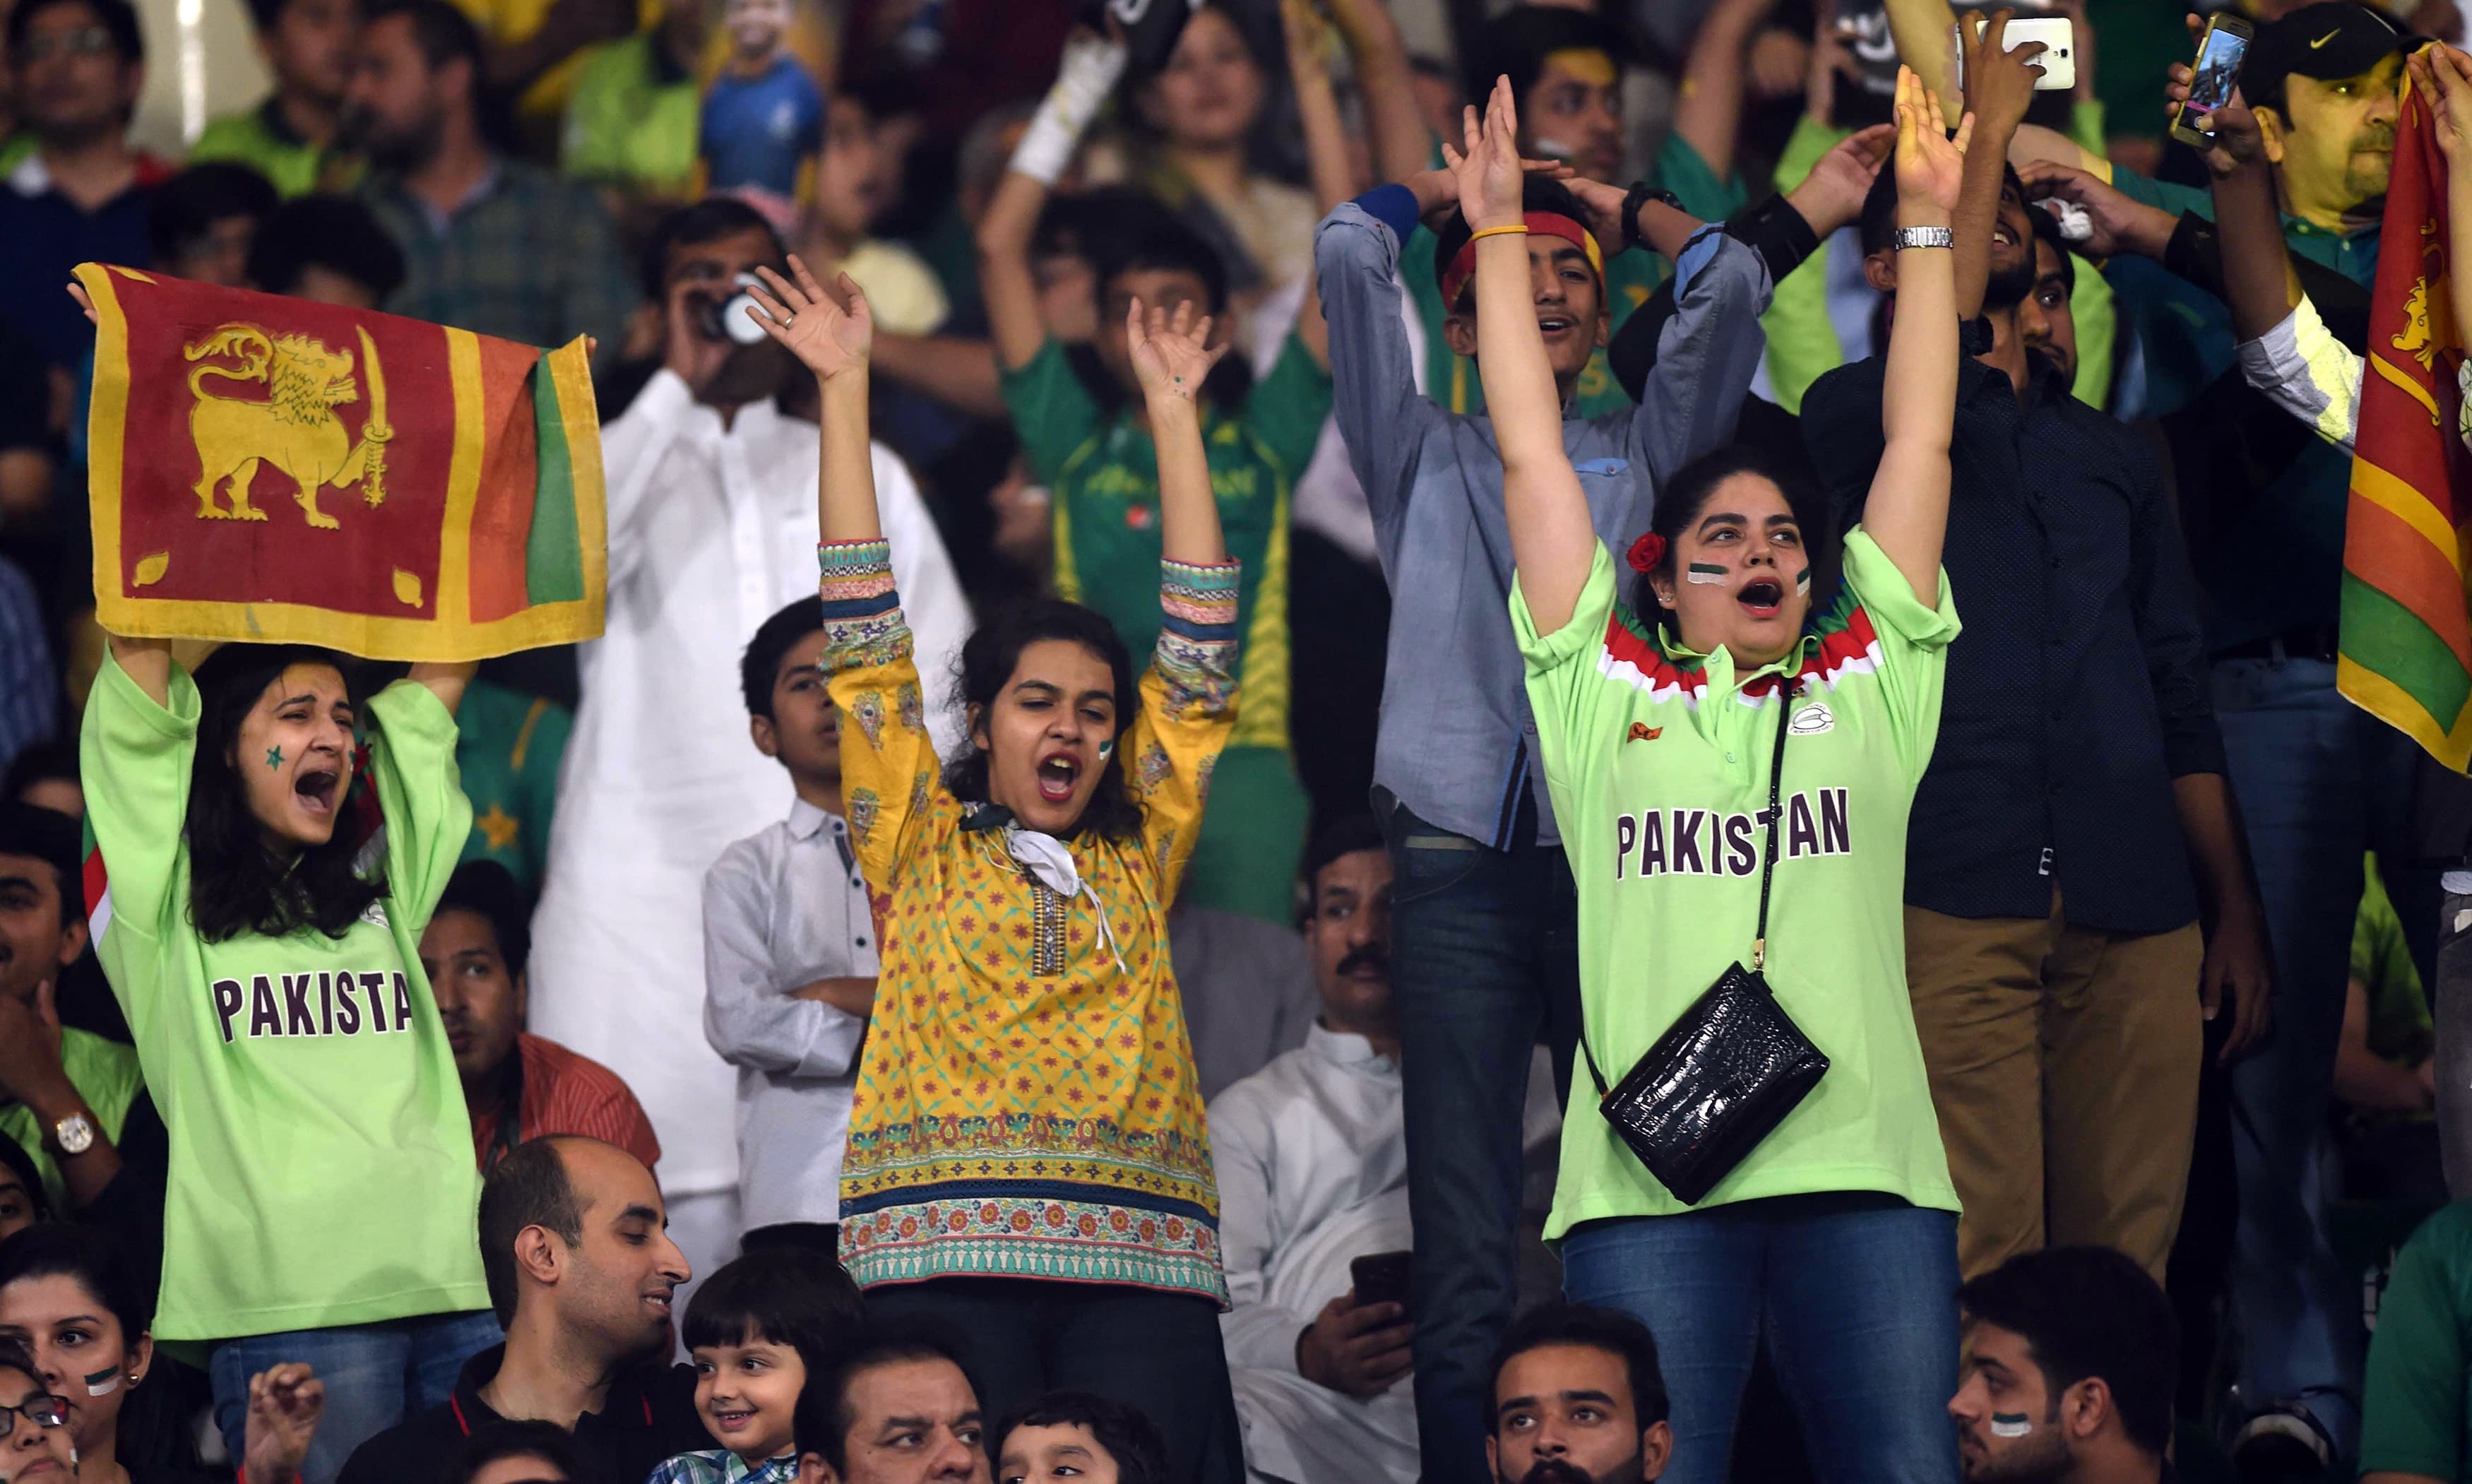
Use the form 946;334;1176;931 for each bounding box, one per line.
335;1343;706;1484
1802;348;2226;931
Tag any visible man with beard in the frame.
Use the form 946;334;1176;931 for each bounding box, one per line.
1801;13;2261;1295
2013;7;2425;1470
343;0;632;360
1485;1305;1672;1484
1211;819;1563;1484
1949;1246;2176;1484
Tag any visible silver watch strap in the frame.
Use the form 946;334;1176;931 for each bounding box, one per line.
1892;225;1956;251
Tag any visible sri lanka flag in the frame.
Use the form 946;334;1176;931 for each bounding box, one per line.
76;263;607;661
2340;69;2472;769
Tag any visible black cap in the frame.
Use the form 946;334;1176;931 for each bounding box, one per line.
2245;2;2411;112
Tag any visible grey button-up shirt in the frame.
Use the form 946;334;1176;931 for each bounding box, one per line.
1313;193;1770;847
700;798;875;1228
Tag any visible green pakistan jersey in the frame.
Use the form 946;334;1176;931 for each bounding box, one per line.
1513;533;1964;1229
1002;333;1332;754
80;651;487;1341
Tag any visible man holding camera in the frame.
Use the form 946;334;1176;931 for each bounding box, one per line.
523;198;970;1308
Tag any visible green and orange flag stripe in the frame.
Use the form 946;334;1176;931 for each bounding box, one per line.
2341;73;2472;769
78;262;606;660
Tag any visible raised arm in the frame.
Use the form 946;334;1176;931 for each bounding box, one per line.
1952;11;2044;319
2418;45;2472;369
1864;67;1968;605
1281;0;1342;369
1127;297;1230;569
1673;0;1781;182
1326;0;1430;185
1459;77;1597;636
748;256;881;542
977;33;1127;372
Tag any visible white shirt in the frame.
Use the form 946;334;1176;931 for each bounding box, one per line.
1206;1028;1561;1484
528;370;970;1196
701;798;873;1228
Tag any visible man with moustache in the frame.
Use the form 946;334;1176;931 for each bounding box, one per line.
1211;819;1558;1484
1948;1247;2177;1484
1485;1305;1673;1484
342;0;632;358
2016;7;2424;1468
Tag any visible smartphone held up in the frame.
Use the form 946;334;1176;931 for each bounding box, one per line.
2171;13;2254;148
1954;13;2078;93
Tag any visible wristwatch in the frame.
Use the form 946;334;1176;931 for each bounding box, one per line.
1621;182;1684;253
52;1112;94;1156
1891;225;1957;251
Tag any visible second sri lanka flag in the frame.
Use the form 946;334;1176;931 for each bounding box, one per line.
77;262;607;661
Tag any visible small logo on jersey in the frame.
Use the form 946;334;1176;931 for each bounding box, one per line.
1788;701;1835;735
1124;504;1156;531
359;899;391;929
1627;722;1662;742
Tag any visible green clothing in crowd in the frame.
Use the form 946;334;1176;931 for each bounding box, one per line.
0;1028;143;1214
188;100;359;197
81;651;487;1341
1762;106;2118;415
1403;132;1748;418
559;32;701;198
2354;856;2435;1076
2363;1201;2472;1480
1002;334;1331;922
453;676;572;889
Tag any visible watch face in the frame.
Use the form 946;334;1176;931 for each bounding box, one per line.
55;1115;93;1155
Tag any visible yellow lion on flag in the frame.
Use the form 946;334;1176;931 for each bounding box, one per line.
184;323;393;530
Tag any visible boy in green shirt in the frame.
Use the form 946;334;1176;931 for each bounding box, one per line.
189;0;360;196
979;35;1332;923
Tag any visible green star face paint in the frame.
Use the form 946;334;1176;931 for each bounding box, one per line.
1988;1413;2033;1439
1685;563;1728;585
265;746;284;769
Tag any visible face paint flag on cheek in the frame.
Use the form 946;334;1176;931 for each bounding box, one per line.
82;1366;121;1397
1686;563;1728;585
1795;568;1811;597
1989;1413;2033;1439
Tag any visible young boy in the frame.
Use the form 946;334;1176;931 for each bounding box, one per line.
189;0;361;196
978;34;1333;923
995;1394;1169;1484
649;1249;867;1484
792;89;949;338
699;0;824;205
701;597;879;1256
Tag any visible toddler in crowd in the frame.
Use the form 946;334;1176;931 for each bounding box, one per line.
703;598;882;1258
650;1249;866;1484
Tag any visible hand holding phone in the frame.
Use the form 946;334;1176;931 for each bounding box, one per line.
2170;13;2254;148
1954;13;2074;93
1350;1249;1413;1313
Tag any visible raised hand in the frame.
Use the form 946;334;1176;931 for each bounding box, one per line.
1440;74;1528;231
1959;8;2047;140
1894;64;1973;220
2414;44;2472;170
2165;16;2267;177
1126;296;1228;404
242;1363;326;1484
1788;121;1896;237
2017;158;2177;259
746;256;874;381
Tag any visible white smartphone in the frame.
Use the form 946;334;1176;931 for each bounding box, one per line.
1953;14;2076;93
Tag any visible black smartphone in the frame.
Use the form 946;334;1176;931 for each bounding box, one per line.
1078;0;1200;73
2170;13;2255;148
1351;1250;1413;1314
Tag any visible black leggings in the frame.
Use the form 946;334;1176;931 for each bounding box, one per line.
864;1277;1243;1484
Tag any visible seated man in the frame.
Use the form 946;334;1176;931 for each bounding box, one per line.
0;802;164;1231
1486;1304;1673;1484
420;861;660;1172
790;1324;991;1484
1210;818;1557;1484
1949;1245;2177;1484
338;1136;705;1484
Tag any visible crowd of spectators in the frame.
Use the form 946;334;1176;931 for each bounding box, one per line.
10;0;2472;1483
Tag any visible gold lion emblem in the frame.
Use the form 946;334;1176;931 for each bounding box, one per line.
2397;278;2444;372
184;323;393;530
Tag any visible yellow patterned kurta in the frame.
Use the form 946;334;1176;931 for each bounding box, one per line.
821;540;1241;1302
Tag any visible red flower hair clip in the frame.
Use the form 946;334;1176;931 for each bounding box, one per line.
1626;532;1667;574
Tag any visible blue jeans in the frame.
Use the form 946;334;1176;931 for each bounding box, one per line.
210;1310;501;1484
1561;1197;1961;1484
1376;790;1581;1484
2212;655;2437;1459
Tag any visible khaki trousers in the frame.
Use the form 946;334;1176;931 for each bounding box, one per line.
1903;896;2204;1283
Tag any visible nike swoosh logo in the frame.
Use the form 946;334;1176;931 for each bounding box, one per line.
2311;29;2341;47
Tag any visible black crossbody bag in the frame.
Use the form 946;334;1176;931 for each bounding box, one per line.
1576;679;1831;1206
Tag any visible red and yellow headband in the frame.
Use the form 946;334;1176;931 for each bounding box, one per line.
1439;212;1604;310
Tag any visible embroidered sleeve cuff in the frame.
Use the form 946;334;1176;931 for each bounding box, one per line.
1157;559;1242;714
818;540;910;670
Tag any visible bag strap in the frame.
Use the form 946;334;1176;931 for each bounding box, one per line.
1576;677;1800;1097
1751;676;1797;971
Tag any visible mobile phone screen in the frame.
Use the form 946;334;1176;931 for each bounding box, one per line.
2183;24;2251;122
